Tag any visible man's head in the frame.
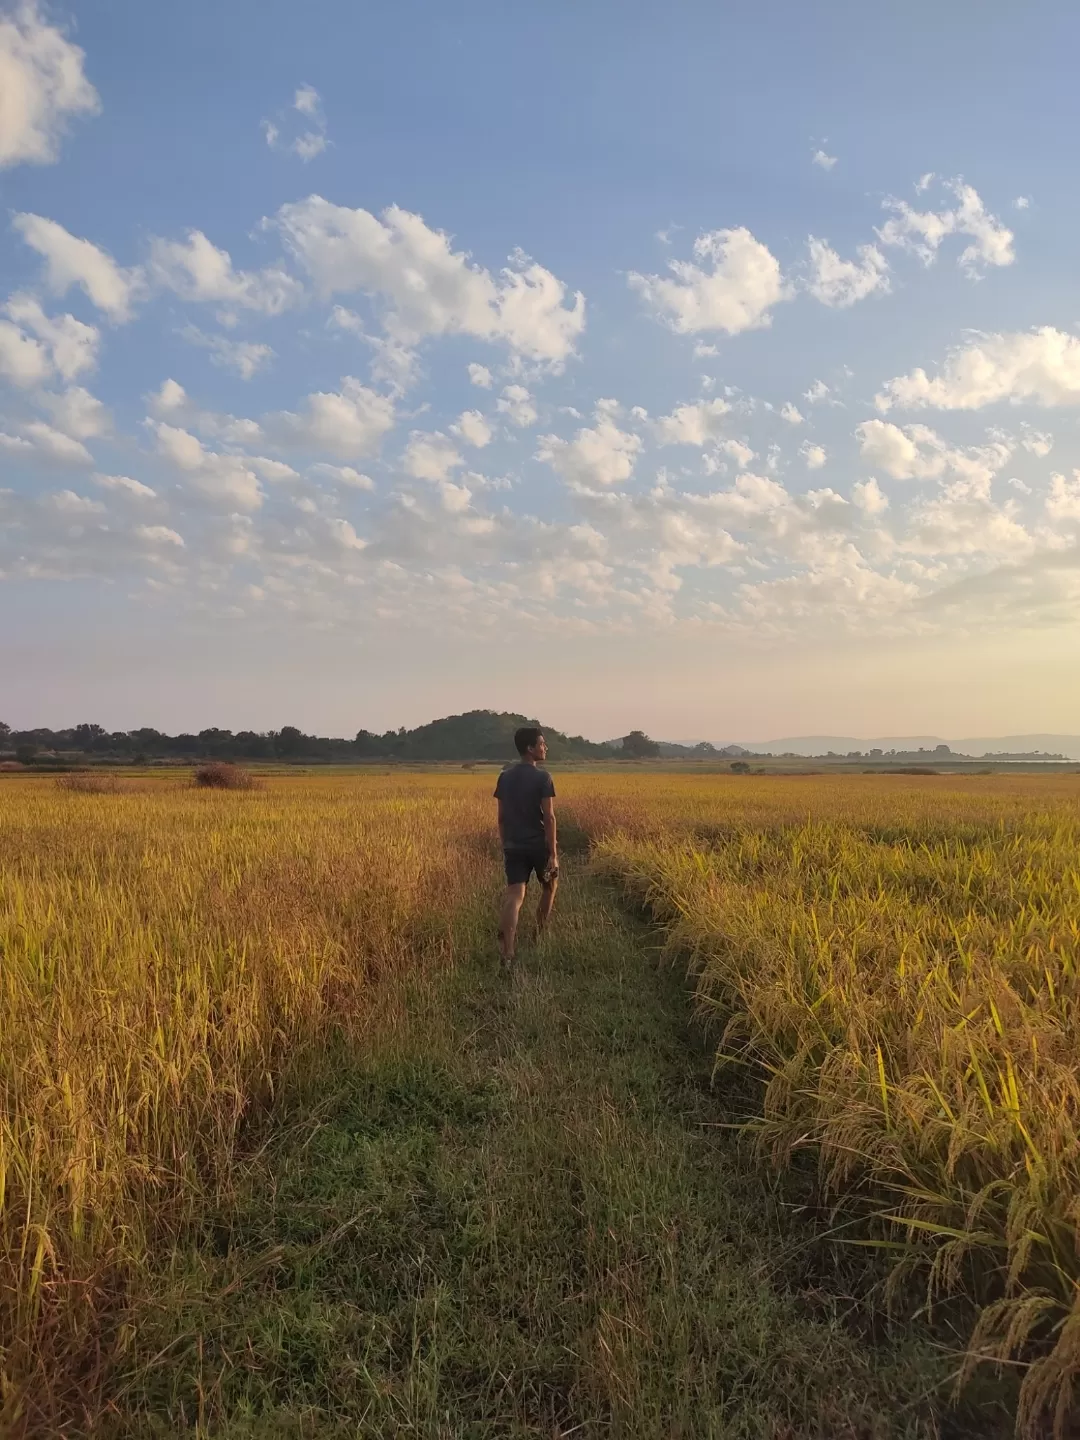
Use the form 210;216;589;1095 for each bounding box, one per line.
514;726;547;762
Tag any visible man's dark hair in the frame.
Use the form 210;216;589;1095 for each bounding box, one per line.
514;726;543;756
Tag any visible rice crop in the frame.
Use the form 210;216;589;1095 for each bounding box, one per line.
0;772;492;1433
568;771;1080;1436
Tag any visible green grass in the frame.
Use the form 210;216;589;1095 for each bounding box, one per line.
96;861;1010;1439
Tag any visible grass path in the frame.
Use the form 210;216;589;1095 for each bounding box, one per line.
101;858;1007;1439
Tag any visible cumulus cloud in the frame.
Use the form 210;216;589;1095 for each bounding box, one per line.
496;383;537;428
653;397;731;446
94;472;156;500
274;197;585;362
805;237;889;308
780;402;804;424
181;325;275;379
150;230;302;316
265;377;395;458
628;227;788;335
13;213;144;322
308;463;375;490
800;441;827;469
150;421;263;510
852;477;889;515
37;384;110;438
0;419;93;465
0;3;99;167
403;431;463;483
1047;472;1080;523
812;148;837;170
803;380;831;405
877;179;1014;277
263;83;328;162
6;293;99;380
876;328;1080;412
468;362;493;388
537;405;642;489
452;409;492;448
857;419;1012;484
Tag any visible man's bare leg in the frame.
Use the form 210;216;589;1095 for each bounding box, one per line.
498;882;527;967
536;876;558;938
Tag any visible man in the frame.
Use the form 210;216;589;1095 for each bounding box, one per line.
494;726;558;970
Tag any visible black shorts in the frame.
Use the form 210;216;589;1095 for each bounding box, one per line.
503;848;552;886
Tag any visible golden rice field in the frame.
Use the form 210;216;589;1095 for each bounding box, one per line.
0;773;493;1433
570;771;1080;1436
2;768;1080;1436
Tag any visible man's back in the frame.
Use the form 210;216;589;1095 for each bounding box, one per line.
494;761;555;850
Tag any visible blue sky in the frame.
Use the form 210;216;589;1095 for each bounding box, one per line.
2;0;1079;740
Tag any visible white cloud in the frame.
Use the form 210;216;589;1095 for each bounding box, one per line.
266;377;395;458
148;378;188;415
308;463;375;490
628;227;788;335
468;362;493;388
38;385;109;438
905;475;1033;559
0;314;50;386
0;420;92;465
1015;196;1031;211
878;179;1014;277
718;438;755;469
806;237;889;308
653;397;730;446
150;421;263;510
181;325;275;379
496;383;537;428
136;524;184;547
1046;472;1080;523
403;431;462;483
801;441;827;470
247;456;300;483
812;149;837;170
780;402;804;425
150;231;302;315
13;213;144;322
537;406;642;490
274;197;585;362
264;84;328;162
0;3;99;167
853;477;889;514
1021;428;1053;457
94;472;156;501
877;328;1080;412
6;293;99;379
857;419;1012;484
452;409;492;448
803;380;830;405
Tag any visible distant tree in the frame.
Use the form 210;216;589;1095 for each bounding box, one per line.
621;730;661;759
73;723;107;751
935;743;951;756
693;741;716;755
15;742;37;765
275;725;304;757
730;760;751;773
0;722;10;743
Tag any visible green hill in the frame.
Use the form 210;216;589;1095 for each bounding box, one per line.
357;710;617;763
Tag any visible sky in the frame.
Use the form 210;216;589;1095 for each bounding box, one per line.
2;0;1080;742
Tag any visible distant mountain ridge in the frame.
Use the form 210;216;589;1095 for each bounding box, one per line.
730;735;1080;760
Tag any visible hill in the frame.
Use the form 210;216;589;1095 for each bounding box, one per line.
359;710;616;763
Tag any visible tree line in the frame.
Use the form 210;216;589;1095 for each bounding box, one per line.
0;713;670;766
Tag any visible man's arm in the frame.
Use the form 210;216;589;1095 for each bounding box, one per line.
496;796;507;849
541;795;557;864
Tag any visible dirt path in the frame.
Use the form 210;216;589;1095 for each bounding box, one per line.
103;860;996;1438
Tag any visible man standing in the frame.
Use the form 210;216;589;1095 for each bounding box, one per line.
494;727;558;970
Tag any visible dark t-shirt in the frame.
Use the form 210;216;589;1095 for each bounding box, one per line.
494;762;555;851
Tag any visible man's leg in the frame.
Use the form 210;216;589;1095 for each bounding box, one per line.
498;882;527;966
536;874;558;937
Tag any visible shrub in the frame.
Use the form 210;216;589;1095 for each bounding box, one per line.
56;772;126;794
193;762;259;790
